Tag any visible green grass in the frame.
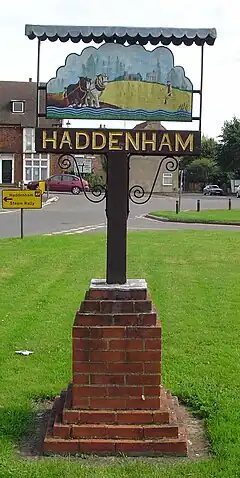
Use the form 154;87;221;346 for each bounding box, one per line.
1;231;240;477
150;209;240;224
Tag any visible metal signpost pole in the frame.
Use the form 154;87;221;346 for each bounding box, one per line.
106;152;129;284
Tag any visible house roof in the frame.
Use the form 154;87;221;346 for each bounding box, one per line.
25;25;217;46
0;81;61;127
133;121;166;130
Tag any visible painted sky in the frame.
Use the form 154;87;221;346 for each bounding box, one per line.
0;0;239;137
47;44;192;93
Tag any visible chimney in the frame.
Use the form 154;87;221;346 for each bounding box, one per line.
29;78;32;82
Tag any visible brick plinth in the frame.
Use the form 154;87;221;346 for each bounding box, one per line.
43;280;188;456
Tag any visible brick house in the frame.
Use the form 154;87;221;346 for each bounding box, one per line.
129;121;179;194
0;80;61;185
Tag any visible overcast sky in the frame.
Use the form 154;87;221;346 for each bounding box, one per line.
1;0;239;138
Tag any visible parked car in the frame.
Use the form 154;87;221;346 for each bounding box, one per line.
203;184;224;196
237;185;240;198
27;174;89;195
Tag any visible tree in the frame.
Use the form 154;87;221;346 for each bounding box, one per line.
217;117;240;176
180;136;229;190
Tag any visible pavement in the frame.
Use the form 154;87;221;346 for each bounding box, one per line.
0;192;240;238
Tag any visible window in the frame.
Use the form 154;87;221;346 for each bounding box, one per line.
162;173;173;186
23;128;35;152
11;101;25;113
23;154;50;182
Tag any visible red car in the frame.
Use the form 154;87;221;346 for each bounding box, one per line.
27;174;89;195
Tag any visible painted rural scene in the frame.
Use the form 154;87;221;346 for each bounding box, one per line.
46;43;193;121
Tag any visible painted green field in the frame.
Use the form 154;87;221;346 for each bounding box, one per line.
1;231;240;477
101;80;192;112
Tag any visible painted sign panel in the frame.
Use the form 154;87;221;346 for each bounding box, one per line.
35;128;201;156
2;189;42;209
46;44;193;122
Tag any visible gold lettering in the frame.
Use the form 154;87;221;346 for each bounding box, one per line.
59;131;73;149
141;132;157;152
159;133;173;151
175;133;193;152
109;132;123;150
125;132;140;151
92;132;106;150
42;130;57;150
75;132;90;150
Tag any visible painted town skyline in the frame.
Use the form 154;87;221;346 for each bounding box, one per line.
47;43;193;93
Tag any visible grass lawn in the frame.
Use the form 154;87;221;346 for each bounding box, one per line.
150;209;240;224
1;231;240;477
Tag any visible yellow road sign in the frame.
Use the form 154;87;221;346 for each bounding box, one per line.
38;181;45;194
2;189;42;209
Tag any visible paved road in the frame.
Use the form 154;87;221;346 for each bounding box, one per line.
0;192;240;238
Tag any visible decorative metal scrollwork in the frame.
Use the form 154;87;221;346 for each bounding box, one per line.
129;155;179;205
58;153;107;203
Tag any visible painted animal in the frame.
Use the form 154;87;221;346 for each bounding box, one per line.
64;77;91;107
87;73;108;108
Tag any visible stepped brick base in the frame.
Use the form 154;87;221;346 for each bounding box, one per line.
43;279;188;456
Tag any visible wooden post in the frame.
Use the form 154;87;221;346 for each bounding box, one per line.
106;152;129;284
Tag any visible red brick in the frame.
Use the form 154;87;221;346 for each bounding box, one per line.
117;411;154;424
144;386;161;397
145;339;161;350
73;374;89;385
63;410;80;424
150;440;188;455
79;411;116;424
143;425;178;439
90;374;125;385
79;439;116;454
72;424;108;439
131;290;147;300
126;375;160;386
80;300;100;312
139;313;157;326
108;339;143;350
90;398;126;409
100;301;134;314
144;362;161;374
73;338;109;350
115;440;152;455
153;411;170;424
75;314;113;326
71;397;90;409
90;327;126;339
43;438;79;454
107;425;143;439
107;386;142;398
88;289;110;300
89;350;126;362
126;397;161;409
108;362;143;374
134;301;152;313
126;327;161;339
72;327;90;338
73;362;108;374
53;424;71;438
73;386;107;397
126;351;160;362
72;349;90;361
113;314;139;326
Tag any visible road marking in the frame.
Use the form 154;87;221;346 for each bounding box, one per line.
44;223;105;236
